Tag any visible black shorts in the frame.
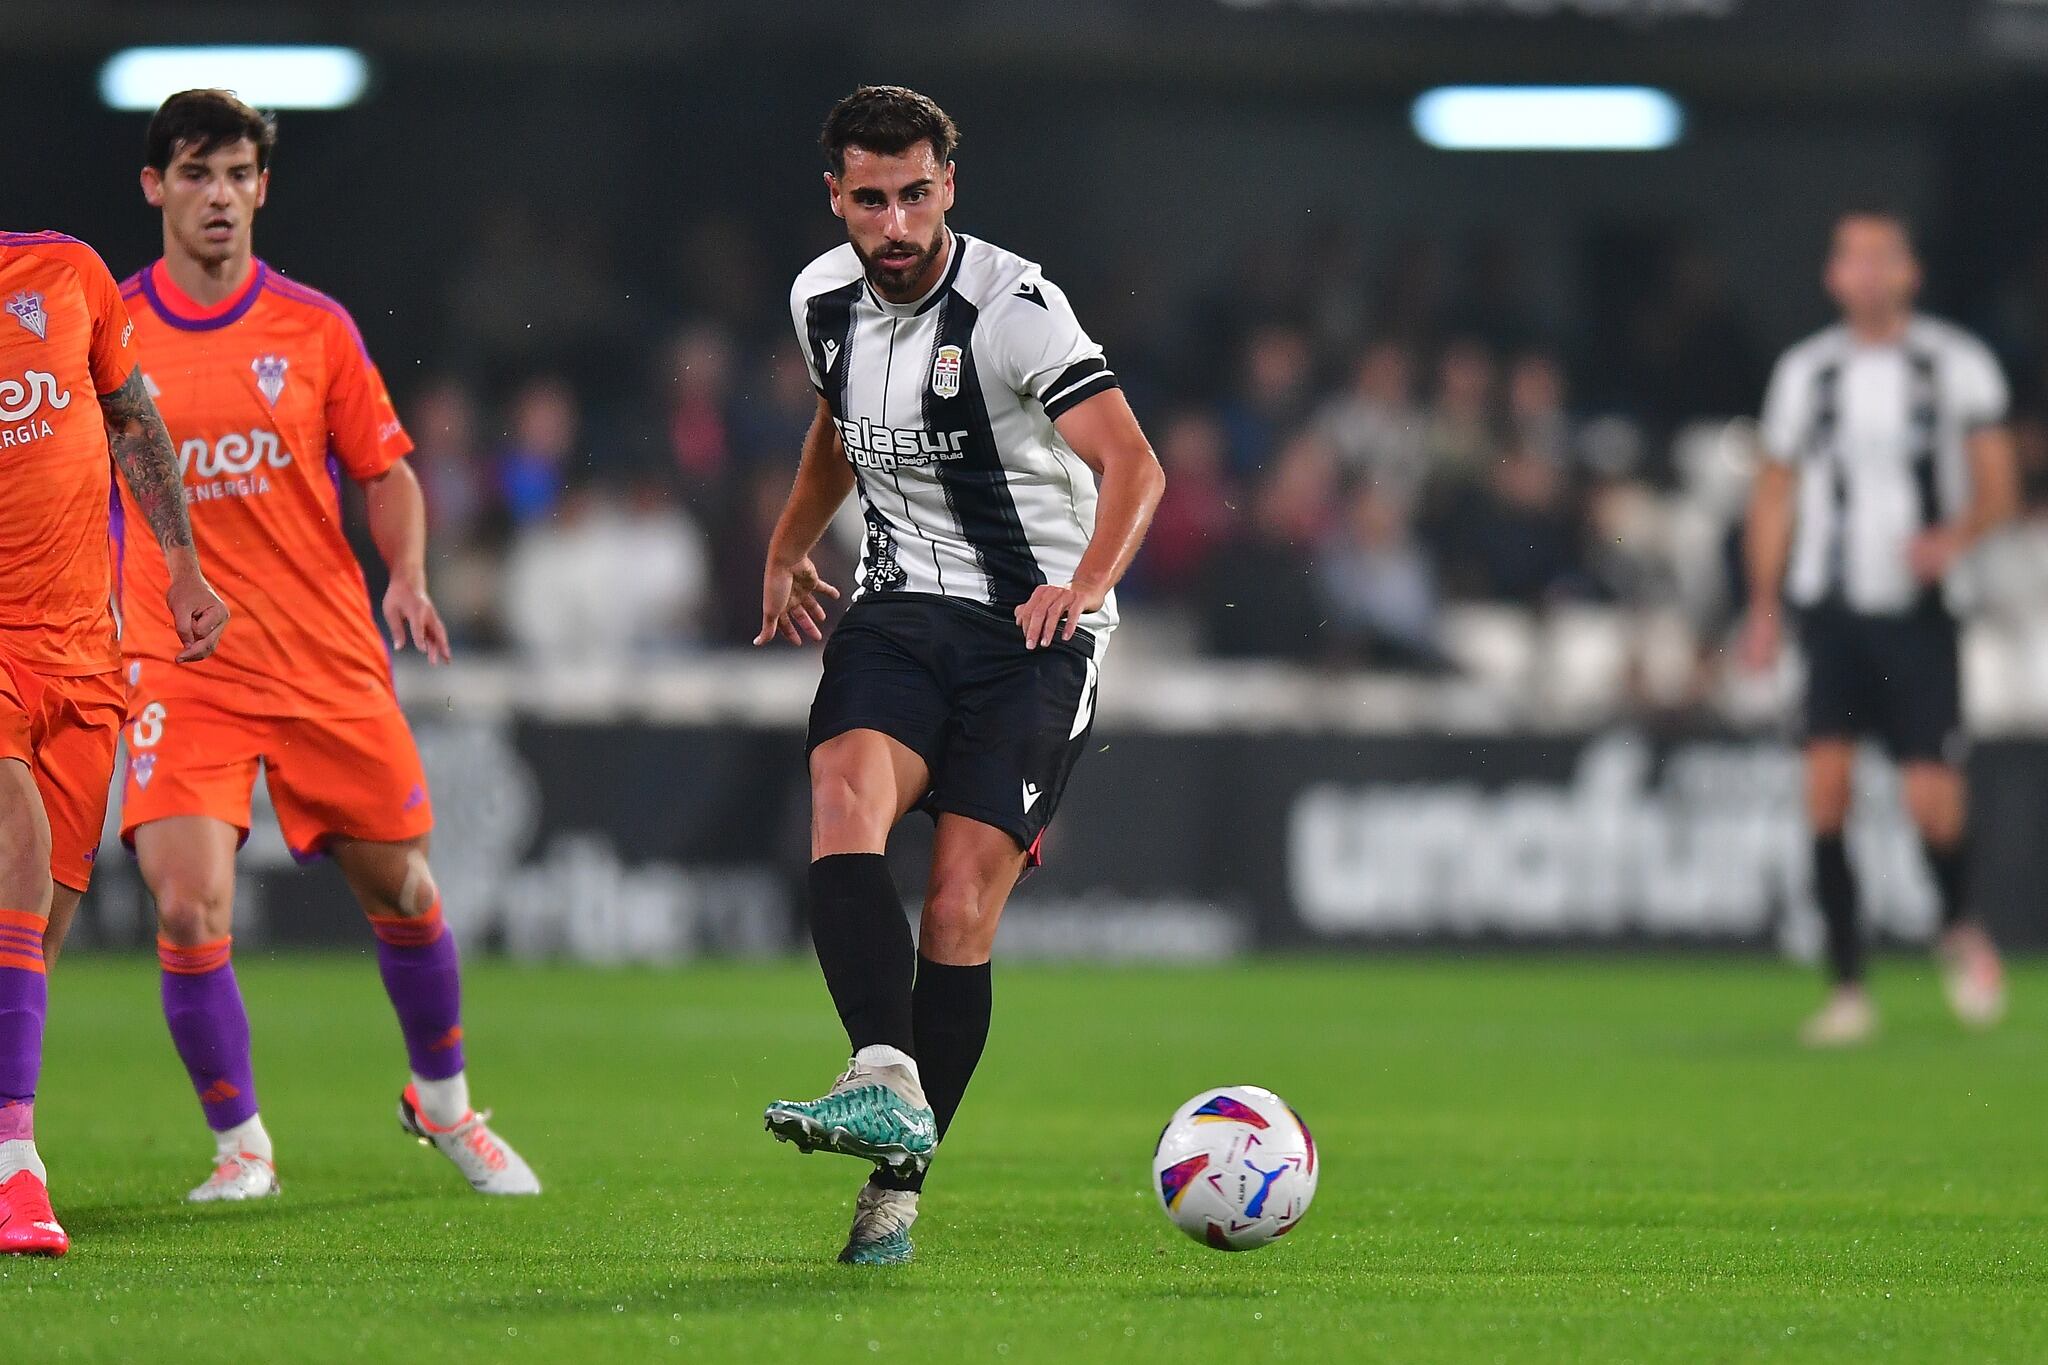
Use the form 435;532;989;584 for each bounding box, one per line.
807;595;1101;860
1798;601;1963;765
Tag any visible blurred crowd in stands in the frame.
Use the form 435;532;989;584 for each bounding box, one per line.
367;213;2048;683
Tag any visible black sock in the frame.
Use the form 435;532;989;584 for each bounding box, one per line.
1812;833;1862;985
1924;836;1969;929
806;854;915;1055
873;955;992;1194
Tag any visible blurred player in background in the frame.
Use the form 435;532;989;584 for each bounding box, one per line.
758;87;1164;1264
1743;208;2018;1046
114;90;538;1200
0;228;227;1254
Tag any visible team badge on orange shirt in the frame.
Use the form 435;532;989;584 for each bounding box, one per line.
6;291;47;340
252;353;288;405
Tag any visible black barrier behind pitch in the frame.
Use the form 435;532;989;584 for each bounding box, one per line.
66;721;2048;959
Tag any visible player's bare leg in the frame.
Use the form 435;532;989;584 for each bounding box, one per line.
765;732;940;1195
331;834;538;1195
1900;761;2003;1027
137;815;277;1201
843;814;1025;1265
1800;740;1874;1046
39;886;83;968
0;757;64;1254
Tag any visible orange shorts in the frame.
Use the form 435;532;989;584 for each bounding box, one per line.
119;674;433;860
0;655;124;892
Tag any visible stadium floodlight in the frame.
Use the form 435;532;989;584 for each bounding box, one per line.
1411;86;1683;152
100;46;370;112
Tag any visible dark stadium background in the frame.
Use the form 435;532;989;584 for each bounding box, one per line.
12;0;2048;958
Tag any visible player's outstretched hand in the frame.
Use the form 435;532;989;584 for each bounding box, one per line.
1907;526;1964;585
168;571;230;663
756;556;840;646
384;577;453;665
1015;581;1105;650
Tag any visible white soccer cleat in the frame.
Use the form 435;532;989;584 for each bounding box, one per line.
187;1151;280;1203
1800;989;1877;1048
397;1085;541;1195
1939;927;2007;1030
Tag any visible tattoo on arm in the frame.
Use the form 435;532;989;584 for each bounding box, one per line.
99;368;194;551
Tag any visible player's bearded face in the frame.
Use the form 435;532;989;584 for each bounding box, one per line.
856;221;945;296
831;146;954;302
1826;218;1919;324
148;140;266;267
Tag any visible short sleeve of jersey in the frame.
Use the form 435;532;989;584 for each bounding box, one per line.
790;280;825;393
981;274;1119;422
323;309;413;480
1758;349;1809;465
73;245;137;395
1950;337;2010;431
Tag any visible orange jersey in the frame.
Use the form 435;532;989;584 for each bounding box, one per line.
0;231;137;675
119;259;413;717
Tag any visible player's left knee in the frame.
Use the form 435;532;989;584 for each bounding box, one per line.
396;849;440;918
1901;766;1965;844
361;844;439;919
922;875;1002;960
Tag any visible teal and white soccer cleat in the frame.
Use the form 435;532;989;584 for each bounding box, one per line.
764;1058;937;1174
839;1180;918;1265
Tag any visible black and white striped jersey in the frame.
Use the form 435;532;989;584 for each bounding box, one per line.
789;231;1122;637
1760;315;2008;614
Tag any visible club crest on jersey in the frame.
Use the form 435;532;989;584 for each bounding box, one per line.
5;292;47;341
252;354;288;406
931;344;962;400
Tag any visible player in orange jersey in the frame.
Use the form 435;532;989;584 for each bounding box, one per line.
0;227;229;1255
114;90;537;1202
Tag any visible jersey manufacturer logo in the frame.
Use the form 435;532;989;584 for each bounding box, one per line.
931;344;962;399
252;354;289;406
1014;281;1047;309
130;753;156;790
1023;780;1044;812
6;291;48;340
821;338;841;371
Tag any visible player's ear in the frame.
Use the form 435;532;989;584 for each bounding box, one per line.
825;172;844;221
941;161;956;213
256;169;270;210
140;166;164;208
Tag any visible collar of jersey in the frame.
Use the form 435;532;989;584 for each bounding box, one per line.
863;230;965;318
140;258;267;331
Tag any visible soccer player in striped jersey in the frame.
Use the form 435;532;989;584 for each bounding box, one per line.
757;87;1165;1264
109;90;537;1200
1743;208;2018;1045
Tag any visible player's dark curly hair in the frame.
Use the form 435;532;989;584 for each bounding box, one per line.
1834;203;1915;250
820;86;959;176
145;89;278;174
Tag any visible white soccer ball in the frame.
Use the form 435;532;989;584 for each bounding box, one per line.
1152;1085;1318;1251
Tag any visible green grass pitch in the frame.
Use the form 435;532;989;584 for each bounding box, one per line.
8;954;2046;1363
